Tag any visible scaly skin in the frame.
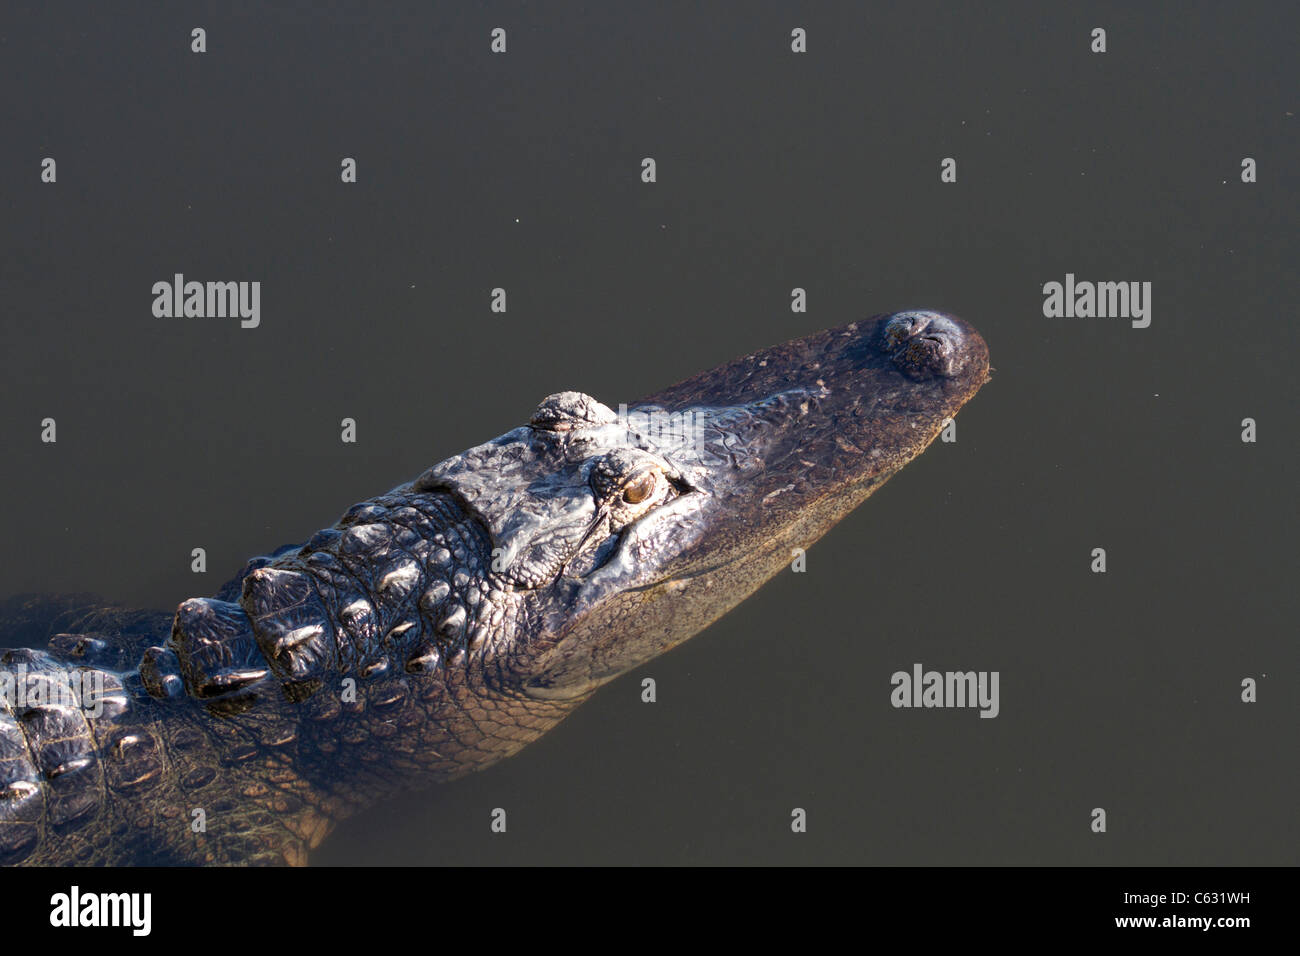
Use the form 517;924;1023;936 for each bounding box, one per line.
0;311;990;865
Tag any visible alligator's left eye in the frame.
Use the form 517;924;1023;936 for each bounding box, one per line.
589;449;680;530
622;471;656;504
555;449;689;581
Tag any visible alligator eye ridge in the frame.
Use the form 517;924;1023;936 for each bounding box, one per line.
529;391;618;431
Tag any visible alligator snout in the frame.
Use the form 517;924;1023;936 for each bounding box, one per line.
880;310;973;380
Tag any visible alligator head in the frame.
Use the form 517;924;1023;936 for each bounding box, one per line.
416;309;991;700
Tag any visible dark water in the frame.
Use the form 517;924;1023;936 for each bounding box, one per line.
0;2;1294;864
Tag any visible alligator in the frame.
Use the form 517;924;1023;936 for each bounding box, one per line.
0;310;989;865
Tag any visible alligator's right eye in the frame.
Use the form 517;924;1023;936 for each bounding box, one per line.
622;472;655;504
588;448;681;532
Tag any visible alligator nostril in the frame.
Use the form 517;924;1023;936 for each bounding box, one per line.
878;311;970;380
882;317;921;350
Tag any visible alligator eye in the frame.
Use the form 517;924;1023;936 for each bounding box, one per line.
622;472;655;504
588;449;679;526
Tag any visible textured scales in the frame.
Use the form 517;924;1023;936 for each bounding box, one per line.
0;311;990;865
